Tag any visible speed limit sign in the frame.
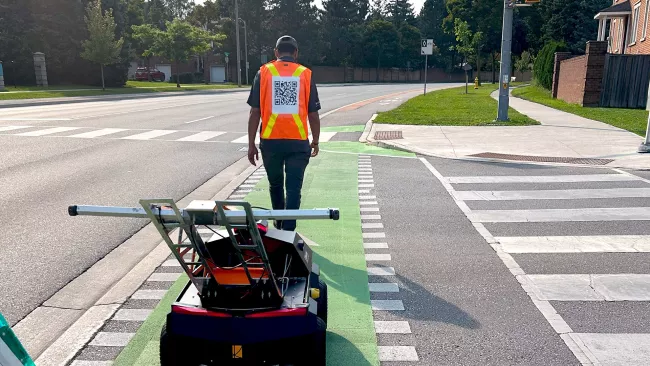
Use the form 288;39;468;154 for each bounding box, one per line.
421;39;433;55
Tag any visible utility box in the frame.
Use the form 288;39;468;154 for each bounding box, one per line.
33;52;48;87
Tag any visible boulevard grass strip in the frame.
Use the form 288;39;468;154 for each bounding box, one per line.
113;274;189;366
512;84;649;136
321;141;415;157
113;149;378;366
245;151;378;366
321;124;367;132
0;82;242;100
374;84;539;126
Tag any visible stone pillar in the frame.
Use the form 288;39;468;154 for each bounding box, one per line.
551;52;572;98
582;41;608;107
33;52;48;87
0;61;5;91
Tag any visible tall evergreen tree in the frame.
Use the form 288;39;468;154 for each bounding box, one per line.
539;0;610;53
387;0;415;26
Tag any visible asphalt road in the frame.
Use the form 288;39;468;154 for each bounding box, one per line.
0;83;445;326
365;155;650;365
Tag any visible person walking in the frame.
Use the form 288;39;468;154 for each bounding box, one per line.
246;35;321;231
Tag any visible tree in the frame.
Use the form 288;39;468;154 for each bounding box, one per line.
398;23;422;68
539;0;610;54
387;0;415;26
363;19;399;75
514;50;534;74
81;1;124;90
454;18;482;92
132;19;220;87
164;0;194;19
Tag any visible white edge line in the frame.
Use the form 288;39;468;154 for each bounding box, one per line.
418;156;591;365
184;115;215;124
319;149;416;159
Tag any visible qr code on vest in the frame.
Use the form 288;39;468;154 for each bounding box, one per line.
273;80;298;106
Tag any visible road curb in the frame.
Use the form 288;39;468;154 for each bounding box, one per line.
359;114;377;143
15;155;253;364
0;87;249;109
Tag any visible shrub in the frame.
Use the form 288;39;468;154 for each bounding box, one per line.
170;72;195;84
533;41;567;90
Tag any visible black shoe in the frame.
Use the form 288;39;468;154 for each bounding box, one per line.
273;220;283;230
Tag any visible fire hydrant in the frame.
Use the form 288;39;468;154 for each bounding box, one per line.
474;77;479;89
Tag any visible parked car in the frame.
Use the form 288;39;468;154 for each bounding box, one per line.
135;67;166;82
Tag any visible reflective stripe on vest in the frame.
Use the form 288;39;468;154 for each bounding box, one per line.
261;63;308;140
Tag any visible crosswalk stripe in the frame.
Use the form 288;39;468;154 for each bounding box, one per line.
361;215;382;220
470;207;650;222
374;321;411;333
16;126;80;136
569;333;650;365
447;174;638;184
112;309;152;321
0;125;32;132
362;222;384;229
89;332;135;347
365;253;391;261
176;131;226;142
121;129;178;140
369;283;399;292
319;131;337;142
231;134;260;144
378;346;418;361
360;207;379;212
148;272;182;281
70;361;113;366
363;232;385;238
367;267;395;276
454;188;650;201
498;235;650;253
523;274;650;301
364;242;388;249
131;289;167;300
371;300;404;310
69;128;128;138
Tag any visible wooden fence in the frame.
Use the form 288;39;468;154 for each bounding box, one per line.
600;54;650;109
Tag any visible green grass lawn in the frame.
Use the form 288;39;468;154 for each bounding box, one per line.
0;81;243;100
374;84;539;126
512;85;649;136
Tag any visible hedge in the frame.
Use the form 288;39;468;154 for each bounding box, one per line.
533;41;568;90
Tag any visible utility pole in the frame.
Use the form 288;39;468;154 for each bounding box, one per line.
496;0;514;121
239;18;248;85
234;0;241;87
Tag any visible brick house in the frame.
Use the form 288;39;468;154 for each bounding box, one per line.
595;0;650;54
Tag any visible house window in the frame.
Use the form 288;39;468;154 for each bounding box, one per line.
630;3;641;44
641;0;650;40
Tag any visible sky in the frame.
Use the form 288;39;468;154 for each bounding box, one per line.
193;0;425;15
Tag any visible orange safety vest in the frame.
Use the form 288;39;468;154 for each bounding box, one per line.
259;60;311;140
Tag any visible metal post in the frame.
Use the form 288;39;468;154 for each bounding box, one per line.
234;0;241;87
497;0;514;121
240;18;249;85
423;55;428;95
638;77;650;152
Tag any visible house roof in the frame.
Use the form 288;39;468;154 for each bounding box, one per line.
594;1;632;19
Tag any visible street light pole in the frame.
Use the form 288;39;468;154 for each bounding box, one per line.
638;78;650;152
234;0;241;87
497;0;514;121
239;18;248;85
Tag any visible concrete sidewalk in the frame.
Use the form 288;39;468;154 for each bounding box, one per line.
366;92;650;169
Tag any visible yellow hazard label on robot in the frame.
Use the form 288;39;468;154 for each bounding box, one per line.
232;345;243;358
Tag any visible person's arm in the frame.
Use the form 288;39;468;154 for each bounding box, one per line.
246;71;262;165
248;108;261;165
308;79;321;157
308;112;320;157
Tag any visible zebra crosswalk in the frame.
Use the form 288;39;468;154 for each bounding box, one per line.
427;160;650;365
0;125;339;144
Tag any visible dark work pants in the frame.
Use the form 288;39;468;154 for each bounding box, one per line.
260;141;310;231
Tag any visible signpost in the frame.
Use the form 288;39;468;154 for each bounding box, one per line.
462;62;472;94
421;39;433;95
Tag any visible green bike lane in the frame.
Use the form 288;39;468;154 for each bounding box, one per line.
102;141;414;366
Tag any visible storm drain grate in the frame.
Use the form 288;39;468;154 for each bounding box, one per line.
469;152;614;166
374;131;403;140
